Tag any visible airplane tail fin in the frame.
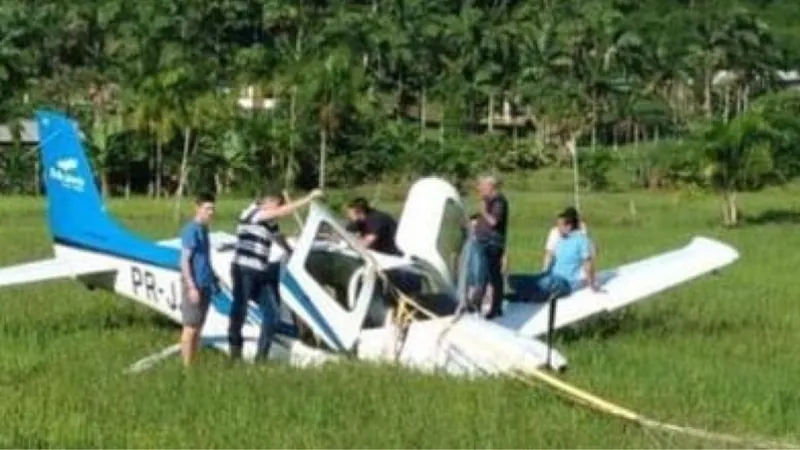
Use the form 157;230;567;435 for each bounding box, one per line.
35;110;123;247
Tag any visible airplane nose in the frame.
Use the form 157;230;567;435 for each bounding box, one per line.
442;314;568;375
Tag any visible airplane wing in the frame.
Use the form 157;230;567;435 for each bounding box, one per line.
0;257;117;288
494;236;740;337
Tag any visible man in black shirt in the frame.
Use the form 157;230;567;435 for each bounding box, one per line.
345;197;401;255
474;175;509;318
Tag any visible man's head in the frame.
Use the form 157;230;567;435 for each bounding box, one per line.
194;192;216;224
556;207;580;237
259;188;286;210
346;197;370;222
476;175;500;199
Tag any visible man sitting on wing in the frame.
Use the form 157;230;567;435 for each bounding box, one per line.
542;206;596;271
509;208;599;302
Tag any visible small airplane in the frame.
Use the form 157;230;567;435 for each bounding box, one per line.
0;110;740;377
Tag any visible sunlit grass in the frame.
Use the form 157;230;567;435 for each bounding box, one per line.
1;181;800;447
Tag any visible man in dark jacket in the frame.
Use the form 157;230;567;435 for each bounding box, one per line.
474;175;509;319
345;197;401;255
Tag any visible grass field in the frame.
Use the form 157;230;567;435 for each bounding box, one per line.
2;176;800;448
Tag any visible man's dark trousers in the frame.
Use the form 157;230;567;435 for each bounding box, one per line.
484;243;505;317
229;264;279;359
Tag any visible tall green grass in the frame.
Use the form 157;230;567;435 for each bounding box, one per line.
1;182;800;448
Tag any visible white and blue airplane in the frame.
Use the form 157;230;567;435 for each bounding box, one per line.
0;110;741;376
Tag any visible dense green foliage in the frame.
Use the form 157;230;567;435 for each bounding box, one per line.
2;183;800;447
1;0;800;199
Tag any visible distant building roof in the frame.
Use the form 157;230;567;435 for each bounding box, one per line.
0;119;38;144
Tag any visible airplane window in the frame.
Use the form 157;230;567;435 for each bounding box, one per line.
436;198;469;284
384;259;459;318
303;221;366;312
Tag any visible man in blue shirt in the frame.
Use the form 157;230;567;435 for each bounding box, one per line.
179;192;217;367
509;209;599;303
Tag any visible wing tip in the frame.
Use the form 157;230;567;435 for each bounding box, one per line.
689;236;740;262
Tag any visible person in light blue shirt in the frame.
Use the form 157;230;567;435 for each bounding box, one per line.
508;208;599;302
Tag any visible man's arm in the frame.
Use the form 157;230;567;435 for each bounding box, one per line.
360;216;382;248
581;238;599;291
543;228;558;270
180;228;199;301
480;199;505;228
259;189;324;221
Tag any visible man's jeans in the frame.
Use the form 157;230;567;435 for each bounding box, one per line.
483;243;505;316
229;264;280;359
507;272;571;303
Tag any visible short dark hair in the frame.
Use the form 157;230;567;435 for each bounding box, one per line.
195;192;215;205
469;213;480;221
347;197;370;214
260;188;285;205
558;208;579;230
562;206;579;221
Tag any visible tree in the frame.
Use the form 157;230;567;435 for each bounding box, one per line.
697;111;779;226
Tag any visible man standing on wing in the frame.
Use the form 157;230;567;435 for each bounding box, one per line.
474;175;509;319
179;192;217;367
229;188;323;361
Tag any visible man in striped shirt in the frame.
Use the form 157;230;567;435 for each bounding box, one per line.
229;188;323;361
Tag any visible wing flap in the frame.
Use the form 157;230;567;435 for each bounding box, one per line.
0;258;116;288
498;236;740;337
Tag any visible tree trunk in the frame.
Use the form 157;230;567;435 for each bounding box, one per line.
124;167;131;199
487;93;494;133
155;141;163;199
173;127;192;224
736;85;743;116
703;70;713;119
34;160;39;196
147;148;154;197
419;87;426;135
214;173;222;195
318;128;327;188
101;171;110;198
286;85;297;189
722;190;739;226
723;86;730;123
568;134;580;210
743;84;749;112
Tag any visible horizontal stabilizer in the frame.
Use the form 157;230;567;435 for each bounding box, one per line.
157;231;238;251
0;257;116;289
497;236;740;337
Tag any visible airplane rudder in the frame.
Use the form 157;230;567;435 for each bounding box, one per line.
35;109;106;239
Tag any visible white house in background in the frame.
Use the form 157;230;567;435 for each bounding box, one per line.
236;85;278;110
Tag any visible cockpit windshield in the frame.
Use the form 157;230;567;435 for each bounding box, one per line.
383;258;460;317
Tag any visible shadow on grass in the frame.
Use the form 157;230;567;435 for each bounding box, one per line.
555;308;758;344
0;308;177;341
743;209;800;226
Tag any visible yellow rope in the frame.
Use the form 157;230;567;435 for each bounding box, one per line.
385;279;798;449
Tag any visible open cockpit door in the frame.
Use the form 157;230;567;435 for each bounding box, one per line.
395;177;469;288
279;201;378;352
